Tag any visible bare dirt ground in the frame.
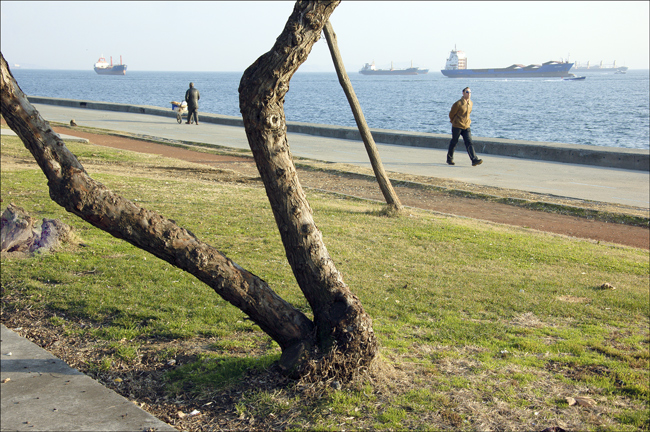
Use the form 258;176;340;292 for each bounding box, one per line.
48;125;650;250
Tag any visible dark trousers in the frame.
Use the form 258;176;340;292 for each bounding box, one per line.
187;107;199;124
448;127;478;161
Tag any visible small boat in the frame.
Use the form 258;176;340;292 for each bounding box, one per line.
563;76;586;81
615;70;626;75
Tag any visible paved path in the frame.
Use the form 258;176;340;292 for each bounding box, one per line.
29;104;650;210
1;325;176;432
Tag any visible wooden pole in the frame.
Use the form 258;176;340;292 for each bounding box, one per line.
323;20;403;212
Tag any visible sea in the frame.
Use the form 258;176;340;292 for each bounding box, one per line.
9;68;650;150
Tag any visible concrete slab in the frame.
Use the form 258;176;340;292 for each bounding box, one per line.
0;325;176;432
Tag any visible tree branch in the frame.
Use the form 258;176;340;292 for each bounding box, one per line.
1;52;314;352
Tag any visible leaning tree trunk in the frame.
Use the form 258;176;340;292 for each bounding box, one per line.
239;0;378;377
323;20;403;212
1;52;315;368
2;0;379;378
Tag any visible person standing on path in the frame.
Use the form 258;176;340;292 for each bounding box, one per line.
185;82;200;125
447;87;482;166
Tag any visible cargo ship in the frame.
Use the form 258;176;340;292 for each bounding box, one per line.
440;47;573;78
94;55;127;75
572;61;628;73
359;61;429;75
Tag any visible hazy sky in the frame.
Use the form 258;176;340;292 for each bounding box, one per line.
2;1;648;72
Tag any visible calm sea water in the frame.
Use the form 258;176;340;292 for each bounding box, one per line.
10;68;650;150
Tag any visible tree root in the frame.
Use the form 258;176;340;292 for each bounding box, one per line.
292;343;376;386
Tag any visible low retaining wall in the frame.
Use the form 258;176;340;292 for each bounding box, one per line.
28;96;649;172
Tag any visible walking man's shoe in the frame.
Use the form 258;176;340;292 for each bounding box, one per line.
446;157;455;166
472;159;483;166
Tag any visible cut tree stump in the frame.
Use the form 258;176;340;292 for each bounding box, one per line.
1;203;75;253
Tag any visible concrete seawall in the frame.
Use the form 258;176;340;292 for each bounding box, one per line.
27;96;649;172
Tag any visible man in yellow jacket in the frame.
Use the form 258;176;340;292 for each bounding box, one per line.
447;87;482;166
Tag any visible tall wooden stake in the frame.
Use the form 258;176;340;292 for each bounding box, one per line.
323;20;403;212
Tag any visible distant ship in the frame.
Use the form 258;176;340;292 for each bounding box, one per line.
440;47;573;78
572;61;628;73
94;55;127;75
359;61;429;76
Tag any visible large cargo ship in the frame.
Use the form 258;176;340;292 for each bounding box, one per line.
94;55;127;75
440;47;573;78
572;61;628;73
359;61;429;75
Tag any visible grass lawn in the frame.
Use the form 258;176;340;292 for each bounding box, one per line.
1;133;648;431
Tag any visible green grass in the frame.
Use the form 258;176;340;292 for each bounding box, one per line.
2;134;649;431
165;353;279;398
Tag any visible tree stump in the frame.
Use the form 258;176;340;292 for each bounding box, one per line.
1;203;74;254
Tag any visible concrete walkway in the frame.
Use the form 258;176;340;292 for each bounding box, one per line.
1;325;176;432
27;103;650;210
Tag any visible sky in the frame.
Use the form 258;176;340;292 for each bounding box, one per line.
1;1;648;72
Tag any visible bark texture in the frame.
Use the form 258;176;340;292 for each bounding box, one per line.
239;1;378;376
323;20;403;211
1;52;314;356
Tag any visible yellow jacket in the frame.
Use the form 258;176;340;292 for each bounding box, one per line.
449;98;472;129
